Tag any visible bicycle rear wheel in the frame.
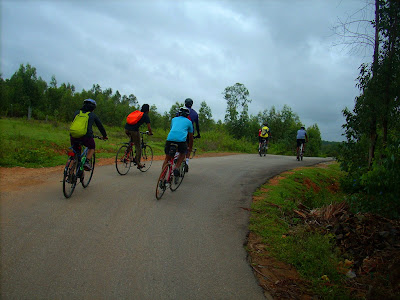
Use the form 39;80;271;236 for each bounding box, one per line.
170;162;186;191
63;157;78;198
116;145;132;175
81;154;95;188
139;144;153;172
156;164;169;200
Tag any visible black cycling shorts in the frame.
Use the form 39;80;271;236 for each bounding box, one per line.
259;137;268;143
164;141;187;155
297;139;306;147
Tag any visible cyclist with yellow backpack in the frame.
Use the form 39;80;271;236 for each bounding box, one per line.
258;122;271;154
69;99;108;171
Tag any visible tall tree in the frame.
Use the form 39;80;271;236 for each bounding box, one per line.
198;100;214;131
223;83;251;139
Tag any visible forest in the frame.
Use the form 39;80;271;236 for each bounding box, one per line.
337;0;400;218
0;65;324;157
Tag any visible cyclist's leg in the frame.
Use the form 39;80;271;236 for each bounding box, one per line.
163;142;173;170
130;131;142;166
70;136;81;154
174;142;187;170
296;139;301;158
79;136;95;160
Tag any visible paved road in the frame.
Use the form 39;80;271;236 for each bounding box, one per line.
1;154;332;299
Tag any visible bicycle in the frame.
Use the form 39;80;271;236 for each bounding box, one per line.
258;140;268;157
297;142;305;161
115;131;153;175
155;144;187;200
62;135;105;198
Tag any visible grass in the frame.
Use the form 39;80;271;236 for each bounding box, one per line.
249;162;352;299
0;118;256;168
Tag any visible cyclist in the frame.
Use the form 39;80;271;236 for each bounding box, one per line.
124;104;153;169
184;98;200;138
296;125;308;159
182;98;200;172
70;99;108;171
258;122;271;153
163;107;194;177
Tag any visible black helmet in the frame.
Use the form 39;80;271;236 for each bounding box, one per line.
83;98;96;111
178;107;190;117
300;125;305;129
184;98;193;107
263;122;268;127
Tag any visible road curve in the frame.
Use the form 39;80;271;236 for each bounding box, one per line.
1;154;332;299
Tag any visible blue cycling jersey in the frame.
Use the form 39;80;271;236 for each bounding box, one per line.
167;116;193;142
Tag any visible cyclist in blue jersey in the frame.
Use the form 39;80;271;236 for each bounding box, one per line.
163;107;194;177
296;126;308;159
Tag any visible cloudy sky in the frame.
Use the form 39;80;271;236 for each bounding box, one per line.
1;0;374;141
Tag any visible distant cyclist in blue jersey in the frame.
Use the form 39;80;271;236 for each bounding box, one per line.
163;107;194;177
296;125;308;159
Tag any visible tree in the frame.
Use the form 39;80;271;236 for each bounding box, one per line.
198;101;214;131
306;124;322;157
339;0;400;217
223;83;252;139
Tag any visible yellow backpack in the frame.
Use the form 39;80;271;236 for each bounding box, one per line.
69;110;90;138
260;126;269;138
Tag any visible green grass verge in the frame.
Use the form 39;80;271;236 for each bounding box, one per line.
0;118;256;168
249;162;353;299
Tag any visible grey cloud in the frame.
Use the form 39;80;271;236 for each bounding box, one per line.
1;0;370;141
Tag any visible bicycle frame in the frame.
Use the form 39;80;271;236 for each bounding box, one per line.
116;131;153;175
297;143;304;161
156;144;186;199
63;135;103;198
67;145;88;172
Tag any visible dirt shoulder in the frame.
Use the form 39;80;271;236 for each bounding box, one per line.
0;152;240;193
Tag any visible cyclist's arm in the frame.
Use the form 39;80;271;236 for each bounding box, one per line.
94;115;107;138
146;123;153;135
194;120;200;138
187;132;194;152
305;133;308;143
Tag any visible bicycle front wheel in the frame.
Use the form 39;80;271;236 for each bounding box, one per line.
82;154;95;188
139;144;153;172
156;164;169;200
116;145;132;175
63;157;78;198
170;162;186;191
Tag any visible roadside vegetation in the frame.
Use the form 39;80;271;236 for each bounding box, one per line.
0;118;259;168
248;162;399;299
248;1;400;297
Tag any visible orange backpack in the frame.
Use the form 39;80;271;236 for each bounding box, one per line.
126;110;144;125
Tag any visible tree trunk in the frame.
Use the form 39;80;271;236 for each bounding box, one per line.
382;1;398;148
368;0;380;168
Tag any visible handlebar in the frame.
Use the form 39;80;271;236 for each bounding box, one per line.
140;131;153;135
93;135;108;141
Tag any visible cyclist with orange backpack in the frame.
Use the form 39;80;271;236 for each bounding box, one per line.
124;104;153;169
